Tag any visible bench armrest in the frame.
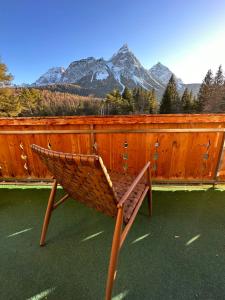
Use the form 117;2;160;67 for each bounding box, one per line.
117;161;151;208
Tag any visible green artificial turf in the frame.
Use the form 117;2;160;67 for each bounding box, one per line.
1;186;225;299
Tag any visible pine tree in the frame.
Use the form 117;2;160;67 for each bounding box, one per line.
19;88;42;116
133;88;140;112
197;69;213;112
122;87;134;113
0;60;20;116
133;88;150;113
105;89;123;114
211;65;225;112
197;66;225;113
160;75;180;114
214;65;224;86
0;90;22;117
219;95;225;112
181;88;193;113
148;89;158;114
133;88;143;112
192;95;198;113
0;61;13;85
122;87;132;101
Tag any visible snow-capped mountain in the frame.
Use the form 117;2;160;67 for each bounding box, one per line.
34;44;166;96
35;67;65;86
107;44;164;92
149;62;183;90
33;45;200;98
59;44;164;94
61;57;110;83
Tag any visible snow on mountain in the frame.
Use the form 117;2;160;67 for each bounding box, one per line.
33;45;199;97
95;70;109;80
61;57;111;83
108;44;163;92
33;44;164;95
34;45;164;92
149;62;183;90
58;44;163;93
35;67;65;86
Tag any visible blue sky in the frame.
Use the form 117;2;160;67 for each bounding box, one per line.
1;0;225;84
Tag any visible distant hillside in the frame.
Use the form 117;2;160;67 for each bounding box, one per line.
35;83;97;97
0;87;102;117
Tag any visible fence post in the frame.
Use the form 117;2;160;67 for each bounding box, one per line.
213;131;225;188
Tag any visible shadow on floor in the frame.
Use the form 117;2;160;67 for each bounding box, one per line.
1;187;225;299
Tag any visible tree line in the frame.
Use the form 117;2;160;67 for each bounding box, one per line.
0;61;102;116
0;59;158;116
1;59;225;116
160;65;225;114
0;86;103;117
104;87;158;114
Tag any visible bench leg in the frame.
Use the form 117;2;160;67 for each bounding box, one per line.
147;164;152;217
105;207;123;300
40;179;58;246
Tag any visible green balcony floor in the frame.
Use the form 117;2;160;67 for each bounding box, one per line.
1;186;225;300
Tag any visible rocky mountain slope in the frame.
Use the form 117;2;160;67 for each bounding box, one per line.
33;44;200;98
35;67;65;86
149;62;184;90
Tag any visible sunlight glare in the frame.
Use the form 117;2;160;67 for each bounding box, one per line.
131;233;150;244
112;290;129;300
173;29;225;83
82;231;104;242
7;228;32;238
186;234;201;246
26;287;56;300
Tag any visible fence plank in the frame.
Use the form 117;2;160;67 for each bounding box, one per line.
0;114;225;183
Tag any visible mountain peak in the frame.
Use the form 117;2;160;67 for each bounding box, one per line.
34;46;194;97
149;62;183;88
152;62;169;70
34;67;65;86
110;43;139;67
117;43;129;53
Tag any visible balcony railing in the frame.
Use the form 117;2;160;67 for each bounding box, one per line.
1;114;225;184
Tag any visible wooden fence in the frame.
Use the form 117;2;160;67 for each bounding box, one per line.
1;114;225;184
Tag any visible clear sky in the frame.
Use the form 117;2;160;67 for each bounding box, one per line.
1;0;225;84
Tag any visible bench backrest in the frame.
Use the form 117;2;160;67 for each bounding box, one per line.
31;144;118;217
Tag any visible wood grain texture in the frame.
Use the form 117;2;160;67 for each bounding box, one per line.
1;114;225;182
